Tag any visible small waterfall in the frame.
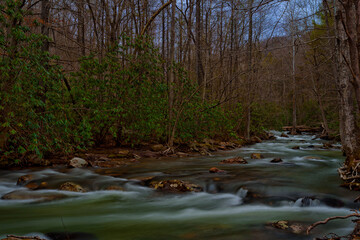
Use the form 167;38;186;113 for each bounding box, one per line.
236;188;248;199
293;197;321;207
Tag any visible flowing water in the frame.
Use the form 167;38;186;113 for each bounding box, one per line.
0;132;359;240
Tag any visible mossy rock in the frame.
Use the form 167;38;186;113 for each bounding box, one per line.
59;182;85;192
149;180;202;193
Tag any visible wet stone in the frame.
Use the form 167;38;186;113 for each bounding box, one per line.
220;157;247;164
17;175;33;186
59;182;85;192
149;180;203;193
69;157;89;168
271;158;283;163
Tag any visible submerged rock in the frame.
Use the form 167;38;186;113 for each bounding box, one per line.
292;146;300;150
69;157;88;168
271;158;283;163
1;190;66;201
149;180;202;193
59;182;85;192
25;181;48;190
105;185;124;191
251;153;264;159
209;167;225;173
304;156;322;160
220;157;247;164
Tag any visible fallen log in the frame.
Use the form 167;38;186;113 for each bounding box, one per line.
282;125;323;133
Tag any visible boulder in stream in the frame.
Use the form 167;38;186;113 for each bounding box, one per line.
281;133;289;138
69;157;89;168
271;158;283;163
59;182;86;192
251;153;264;159
149;180;203;193
16;174;33;186
292;146;300;150
220;157;247;164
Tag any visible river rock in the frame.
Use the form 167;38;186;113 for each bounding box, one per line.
105;185;124;191
269;220;307;234
271;158;283;163
251;153;264;159
151;144;165;152
25;181;48;190
220;157;247;164
59;182;85;192
149;180;202;193
17;174;33;185
69;157;88;168
1;190;66;201
209;167;225;173
281;133;289;138
292;146;300;150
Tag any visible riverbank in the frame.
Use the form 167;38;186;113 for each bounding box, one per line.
0;132;276;169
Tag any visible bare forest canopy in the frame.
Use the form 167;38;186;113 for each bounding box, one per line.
0;0;351;164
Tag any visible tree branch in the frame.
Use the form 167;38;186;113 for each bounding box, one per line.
140;0;174;36
306;213;360;235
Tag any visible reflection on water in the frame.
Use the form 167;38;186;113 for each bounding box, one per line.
0;131;358;240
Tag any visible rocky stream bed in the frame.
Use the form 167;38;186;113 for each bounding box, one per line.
0;131;358;240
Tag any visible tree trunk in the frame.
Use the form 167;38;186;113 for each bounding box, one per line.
336;0;360;170
168;0;176;147
290;13;297;135
41;0;50;53
77;0;86;56
196;0;204;88
245;0;253;140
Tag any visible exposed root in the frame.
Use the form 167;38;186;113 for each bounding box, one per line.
162;147;175;155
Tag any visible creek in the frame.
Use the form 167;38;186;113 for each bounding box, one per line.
0;131;359;240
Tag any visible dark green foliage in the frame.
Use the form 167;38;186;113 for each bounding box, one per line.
0;1;73;160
